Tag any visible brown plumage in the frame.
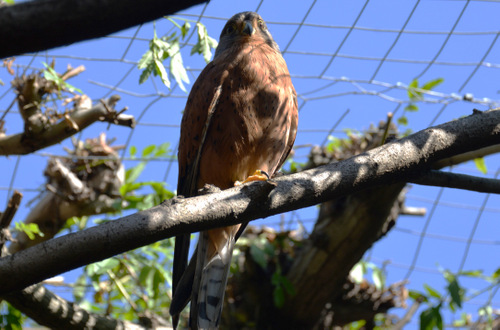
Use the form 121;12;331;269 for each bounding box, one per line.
170;11;298;329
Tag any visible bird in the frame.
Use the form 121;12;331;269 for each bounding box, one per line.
170;11;298;329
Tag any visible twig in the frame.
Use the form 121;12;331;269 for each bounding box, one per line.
392;296;424;330
380;112;393;146
0;190;22;228
0;190;22;255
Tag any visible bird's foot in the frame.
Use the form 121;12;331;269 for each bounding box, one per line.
234;170;270;186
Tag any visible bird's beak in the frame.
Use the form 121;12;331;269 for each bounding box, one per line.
240;21;254;36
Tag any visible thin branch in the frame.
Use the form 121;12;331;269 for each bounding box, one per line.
410;170;500;193
433;144;500;169
393;296;425;330
0;0;208;58
0;108;499;294
0;96;135;155
0;190;22;253
0;190;22;229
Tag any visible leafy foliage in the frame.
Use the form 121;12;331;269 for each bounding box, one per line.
0;302;26;330
409;267;500;329
397;77;444;127
138;18;217;92
66;144;177;322
14;222;44;240
42;63;83;94
120;143;175;211
234;231;298;308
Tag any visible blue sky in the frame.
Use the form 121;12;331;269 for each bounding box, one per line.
1;0;500;327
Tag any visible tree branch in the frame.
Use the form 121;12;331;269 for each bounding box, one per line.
3;284;145;329
0;96;134;155
433;144;500;169
0;0;208;59
0;108;498;295
410;170;500;193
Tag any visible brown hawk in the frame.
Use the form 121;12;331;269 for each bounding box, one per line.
170;11;298;329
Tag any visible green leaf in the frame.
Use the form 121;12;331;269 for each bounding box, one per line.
422;78;444;91
191;23;218;63
459;270;483;278
169;39;190;92
249;244;268;269
181;21;191;39
15;222;44;240
153;54;170;88
492;267;500;279
474;157;487;174
446;275;462;309
420;305;443;330
125;162;146;184
273;285;285;308
405;103;419;112
397;116;408;126
280;276;296;296
155;142;170;157
139;266;155;297
73;274;87;303
87;258;120;276
326;136;341;152
129;146;137;158
142;145;156;157
424;284;442;299
409;290;428;303
138;49;154;84
408;78;420;100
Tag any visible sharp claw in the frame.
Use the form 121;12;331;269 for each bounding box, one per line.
259;170;270;180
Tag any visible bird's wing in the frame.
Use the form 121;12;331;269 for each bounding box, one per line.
171;61;223;327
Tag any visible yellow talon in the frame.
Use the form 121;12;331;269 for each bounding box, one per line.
234;170;270;186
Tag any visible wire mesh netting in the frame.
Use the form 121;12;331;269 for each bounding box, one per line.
1;0;499;327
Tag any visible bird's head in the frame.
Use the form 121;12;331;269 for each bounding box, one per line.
214;11;280;59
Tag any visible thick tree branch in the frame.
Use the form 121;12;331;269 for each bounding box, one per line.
4;284;145;329
0;109;498;295
0;96;134;155
410;170;500;193
0;0;207;59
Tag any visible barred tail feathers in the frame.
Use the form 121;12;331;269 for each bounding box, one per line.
191;229;235;329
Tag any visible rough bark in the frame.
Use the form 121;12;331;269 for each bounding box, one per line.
0;0;207;58
4;284;145;329
280;183;405;328
0;108;499;296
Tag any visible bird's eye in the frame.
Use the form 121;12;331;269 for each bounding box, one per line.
226;25;234;34
258;19;266;30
